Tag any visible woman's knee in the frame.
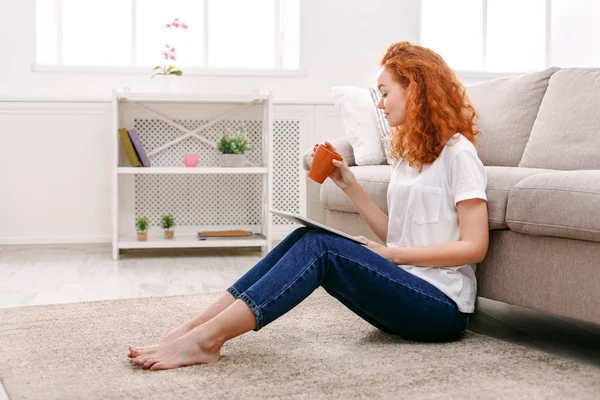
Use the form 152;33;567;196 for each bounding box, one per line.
302;228;337;243
287;226;313;240
298;229;331;250
303;229;359;255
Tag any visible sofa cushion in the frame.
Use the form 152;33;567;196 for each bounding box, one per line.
320;165;391;213
519;69;600;170
319;164;552;231
465;67;558;167
506;171;600;242
485;166;551;230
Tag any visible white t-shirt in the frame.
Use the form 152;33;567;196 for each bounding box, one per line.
386;133;487;313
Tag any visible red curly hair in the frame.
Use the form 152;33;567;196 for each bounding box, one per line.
380;41;480;171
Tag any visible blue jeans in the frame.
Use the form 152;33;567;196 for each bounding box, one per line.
227;227;471;342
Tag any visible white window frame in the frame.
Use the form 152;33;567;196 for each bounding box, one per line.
418;0;552;79
32;0;304;77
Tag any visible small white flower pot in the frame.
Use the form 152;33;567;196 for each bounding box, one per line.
152;74;183;93
220;154;247;167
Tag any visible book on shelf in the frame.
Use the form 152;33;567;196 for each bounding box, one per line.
118;128;141;167
127;128;150;167
197;230;255;240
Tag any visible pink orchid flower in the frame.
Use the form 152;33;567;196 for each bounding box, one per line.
166;18;187;29
160;46;176;60
162;45;174;60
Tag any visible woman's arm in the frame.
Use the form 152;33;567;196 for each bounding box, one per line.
315;141;389;243
382;198;489;267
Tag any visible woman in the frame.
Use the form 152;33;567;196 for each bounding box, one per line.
128;41;489;371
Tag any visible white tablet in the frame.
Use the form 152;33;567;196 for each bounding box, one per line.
269;209;368;245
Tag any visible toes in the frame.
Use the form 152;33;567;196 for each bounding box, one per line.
149;354;177;371
130;346;160;361
133;355;149;365
128;346;140;357
150;363;163;370
150;362;171;371
131;345;158;356
143;358;157;368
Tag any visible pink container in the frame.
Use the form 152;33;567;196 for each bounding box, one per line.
184;153;198;167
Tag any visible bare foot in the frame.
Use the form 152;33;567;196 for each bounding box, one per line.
131;329;221;370
128;323;192;358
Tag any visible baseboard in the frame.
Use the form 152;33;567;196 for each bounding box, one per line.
0;234;111;245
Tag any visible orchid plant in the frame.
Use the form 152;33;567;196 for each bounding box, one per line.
151;18;188;78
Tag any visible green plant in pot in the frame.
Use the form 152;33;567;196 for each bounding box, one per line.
161;214;175;239
217;126;253;167
136;216;149;241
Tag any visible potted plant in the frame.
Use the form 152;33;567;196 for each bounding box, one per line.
161;214;175;239
217;127;253;167
136;216;149;241
151;17;188;92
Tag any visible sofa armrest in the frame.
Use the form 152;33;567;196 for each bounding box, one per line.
302;136;356;171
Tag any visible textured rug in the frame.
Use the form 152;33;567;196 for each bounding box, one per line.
1;288;599;400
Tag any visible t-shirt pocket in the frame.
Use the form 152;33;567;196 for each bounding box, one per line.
409;184;443;224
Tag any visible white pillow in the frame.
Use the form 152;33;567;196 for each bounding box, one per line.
331;86;387;165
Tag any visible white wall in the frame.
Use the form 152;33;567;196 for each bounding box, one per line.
0;0;421;103
0;102;113;244
1;0;421;245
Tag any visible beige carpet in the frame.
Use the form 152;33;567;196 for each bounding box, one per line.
1;289;599;400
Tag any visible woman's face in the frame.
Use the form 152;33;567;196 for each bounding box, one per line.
376;67;408;127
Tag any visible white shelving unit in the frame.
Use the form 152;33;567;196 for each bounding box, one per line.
111;90;274;260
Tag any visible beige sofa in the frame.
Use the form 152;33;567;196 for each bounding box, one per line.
303;68;600;325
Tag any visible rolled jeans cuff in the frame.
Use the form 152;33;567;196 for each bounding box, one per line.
238;292;264;331
226;286;242;299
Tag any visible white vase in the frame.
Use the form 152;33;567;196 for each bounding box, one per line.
152;74;183;93
220;154;247;167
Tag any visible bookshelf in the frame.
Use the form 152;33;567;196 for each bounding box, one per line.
111;90;274;260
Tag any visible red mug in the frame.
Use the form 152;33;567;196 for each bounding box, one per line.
308;143;343;184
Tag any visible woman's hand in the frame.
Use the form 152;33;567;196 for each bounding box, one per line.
311;141;357;191
355;235;391;260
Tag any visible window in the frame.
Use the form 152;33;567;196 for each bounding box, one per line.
35;0;300;71
420;0;600;73
551;0;600;67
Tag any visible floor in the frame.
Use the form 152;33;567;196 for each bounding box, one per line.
1;243;599;398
